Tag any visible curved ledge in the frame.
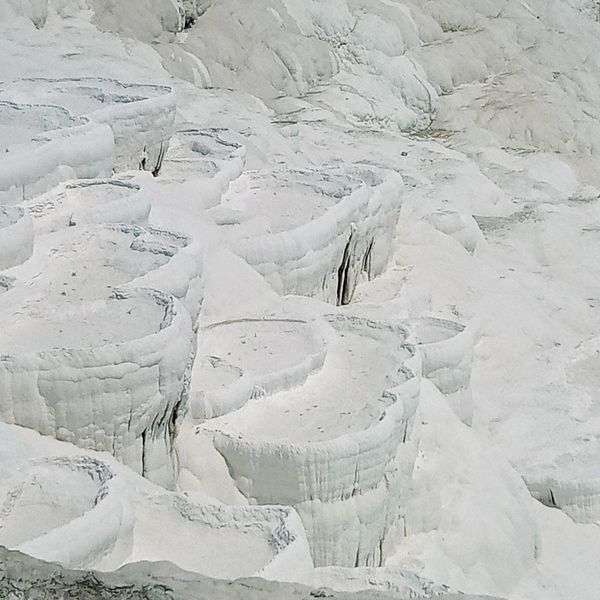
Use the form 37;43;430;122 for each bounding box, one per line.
408;317;474;425
0;288;195;487
200;315;421;567
228;166;403;304
1;78;176;174
130;494;313;581
121;225;205;320
0;456;131;569
3;223;203;320
0;101;114;203
162;127;246;188
190;317;326;420
27;180;150;232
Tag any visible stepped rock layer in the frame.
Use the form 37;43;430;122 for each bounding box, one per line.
201;313;421;567
3;1;600;599
1;222;201;307
130;495;314;581
0;101;114;203
223;167;402;304
0;455;131;569
0;423;317;579
408;317;475;425
0;289;194;487
190;317;326;420
0;77;176;174
26;179;150;233
162;127;247;189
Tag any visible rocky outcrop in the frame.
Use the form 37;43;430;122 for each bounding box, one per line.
0;546;501;600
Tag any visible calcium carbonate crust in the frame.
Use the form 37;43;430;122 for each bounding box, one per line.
408;317;475;425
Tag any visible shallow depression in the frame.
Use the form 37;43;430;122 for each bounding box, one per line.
206;329;410;443
0;294;164;353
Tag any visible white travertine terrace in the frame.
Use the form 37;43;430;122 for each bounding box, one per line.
123;225;205;320
162;127;246;190
0;456;131;569
200;314;421;567
0;288;194;487
2;224;192;301
26;179;150;232
130;494;314;581
0;101;79;153
0;424;315;581
0;205;33;269
0;78;176;174
190;317;326;420
3;2;600;598
408;317;475;425
223;167;403;304
423;210;484;255
0;101;114;203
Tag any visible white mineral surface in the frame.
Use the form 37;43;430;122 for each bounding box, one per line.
1;1;600;600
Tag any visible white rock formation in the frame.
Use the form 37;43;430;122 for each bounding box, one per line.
0;289;194;487
0;101;114;203
408;317;475;426
0;422;314;580
162;127;247;190
0;455;132;569
197;312;420;567
190;316;326;420
221;167;403;304
26;179;150;232
0;77;176;173
2;1;600;599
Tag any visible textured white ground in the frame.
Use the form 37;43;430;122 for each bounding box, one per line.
1;1;600;599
